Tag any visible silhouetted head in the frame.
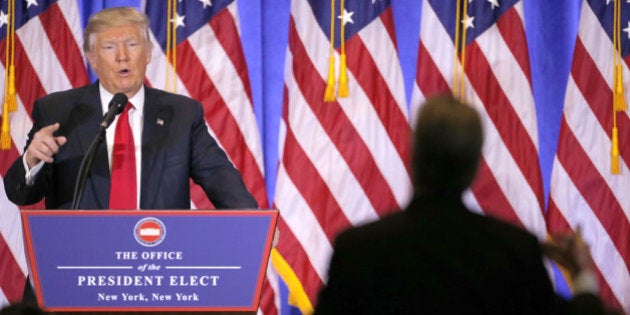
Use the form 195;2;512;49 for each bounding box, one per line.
412;95;483;196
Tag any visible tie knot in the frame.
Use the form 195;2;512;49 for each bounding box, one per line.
122;102;134;115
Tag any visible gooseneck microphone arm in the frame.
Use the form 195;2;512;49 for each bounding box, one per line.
71;93;128;210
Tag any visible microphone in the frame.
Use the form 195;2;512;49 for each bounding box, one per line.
100;93;128;129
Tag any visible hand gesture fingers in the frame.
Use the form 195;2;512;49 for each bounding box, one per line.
25;123;67;168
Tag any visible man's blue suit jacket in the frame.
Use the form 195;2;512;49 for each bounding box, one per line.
4;82;258;210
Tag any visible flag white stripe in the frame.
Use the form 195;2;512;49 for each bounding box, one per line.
419;2;455;89
564;78;630;220
145;34;225;153
8;108;32;153
550;160;630;309
475;23;538;145
292;4;411;208
0;184;27;276
333;63;411;208
0;63;32;152
187;24;265;172
579;4;614;90
58;0;87;65
17;18;73;94
358;17;407;113
227;2;242;38
291;1;334;81
465;80;547;239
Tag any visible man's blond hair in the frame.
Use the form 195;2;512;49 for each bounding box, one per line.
83;6;153;53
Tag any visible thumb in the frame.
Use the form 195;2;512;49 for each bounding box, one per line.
41;122;61;135
55;136;67;146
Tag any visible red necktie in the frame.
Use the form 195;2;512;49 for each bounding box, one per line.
109;102;137;209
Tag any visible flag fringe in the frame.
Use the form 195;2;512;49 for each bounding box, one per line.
338;53;349;97
271;248;314;314
611;126;620;174
614;65;626;111
324;56;336;102
1;107;12;150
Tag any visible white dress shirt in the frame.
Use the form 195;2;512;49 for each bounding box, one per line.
100;85;144;209
24;84;144;208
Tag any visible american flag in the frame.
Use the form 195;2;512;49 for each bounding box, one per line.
0;0;88;304
143;1;275;313
0;0;273;309
411;1;547;240
145;0;279;314
547;0;630;312
144;0;268;211
273;0;412;311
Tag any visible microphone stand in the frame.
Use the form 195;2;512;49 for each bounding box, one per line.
69;93;126;209
70;126;107;210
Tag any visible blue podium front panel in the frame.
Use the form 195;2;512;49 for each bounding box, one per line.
22;210;277;312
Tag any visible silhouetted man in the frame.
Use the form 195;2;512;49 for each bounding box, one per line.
315;95;604;314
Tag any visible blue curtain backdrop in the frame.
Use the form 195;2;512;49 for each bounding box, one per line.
77;0;580;309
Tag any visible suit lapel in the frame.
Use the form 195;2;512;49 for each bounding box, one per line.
140;88;172;209
74;83;110;209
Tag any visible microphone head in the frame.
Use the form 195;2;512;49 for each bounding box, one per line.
111;93;129;114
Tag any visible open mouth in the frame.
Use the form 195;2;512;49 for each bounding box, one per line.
118;68;130;75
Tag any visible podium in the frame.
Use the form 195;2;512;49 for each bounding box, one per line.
21;210;278;313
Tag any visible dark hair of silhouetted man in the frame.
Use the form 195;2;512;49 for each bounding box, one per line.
412;95;483;195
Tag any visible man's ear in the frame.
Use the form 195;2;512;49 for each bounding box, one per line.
144;48;152;65
86;52;96;71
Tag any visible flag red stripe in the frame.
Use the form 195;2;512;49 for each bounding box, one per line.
0;147;24;303
259;277;278;315
289;18;398;215
556;118;630;272
346;32;410;167
495;8;532;86
471;159;526;229
379;7;398;51
547;199;624;311
570;39;611;133
618;113;630;166
0;146;20;176
282;126;352;241
546;199;572;234
189;180;214;209
465;41;545;210
1;39;47;116
0;237;24;303
38;3;89;88
209;8;254;106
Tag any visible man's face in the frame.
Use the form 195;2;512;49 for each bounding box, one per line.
87;24;151;98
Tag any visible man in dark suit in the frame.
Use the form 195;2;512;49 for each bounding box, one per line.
3;6;257;210
314;95;606;314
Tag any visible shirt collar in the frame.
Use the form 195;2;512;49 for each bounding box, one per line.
98;83;145;114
